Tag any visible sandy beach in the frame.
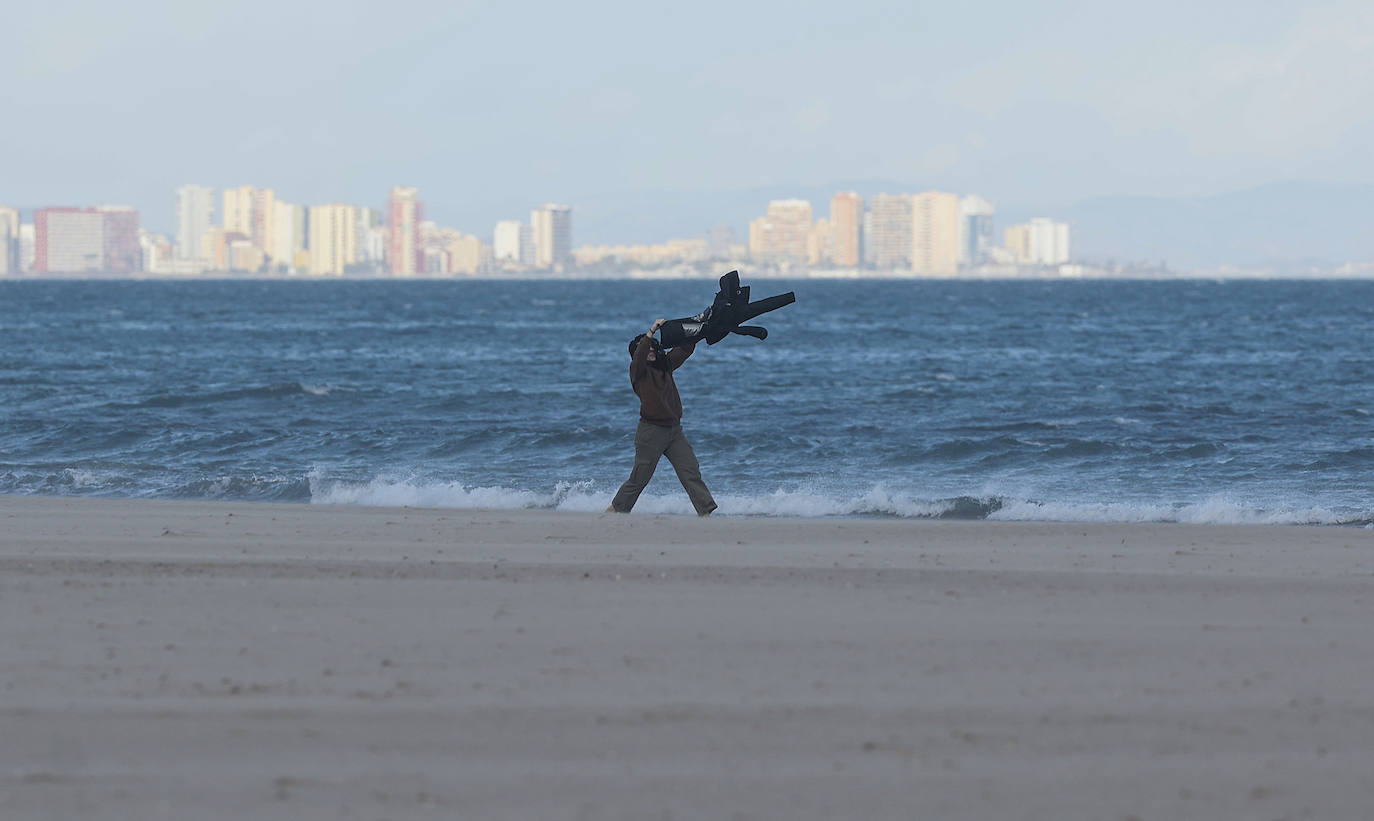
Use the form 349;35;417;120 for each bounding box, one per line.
2;495;1372;820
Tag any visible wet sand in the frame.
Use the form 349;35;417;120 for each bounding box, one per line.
2;494;1373;820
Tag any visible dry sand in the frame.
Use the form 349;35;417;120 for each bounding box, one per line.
2;494;1372;820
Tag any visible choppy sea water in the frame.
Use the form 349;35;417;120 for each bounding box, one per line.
2;278;1372;524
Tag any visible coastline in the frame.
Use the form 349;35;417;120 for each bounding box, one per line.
3;494;1373;819
6;268;1374;281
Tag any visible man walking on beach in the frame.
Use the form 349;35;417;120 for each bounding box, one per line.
607;318;717;516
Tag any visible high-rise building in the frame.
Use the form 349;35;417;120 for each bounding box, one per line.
355;208;385;269
446;233;487;275
519;223;536;265
530;203;572;268
0;206;18;274
748;199;812;264
100;207;141;272
868;194;912;269
222;186;253;237
221;186;275;265
253;189;276;262
862;210;875;264
493;220;525;264
419;221;446;274
200;227;238;270
958;195;995;266
37;209;102;272
34;206;140;273
911;191;960;276
228;238;264;273
138;230;174;273
808;218;832;266
1004;219;1070;265
271;201;307;271
18;224;35;273
1004;224;1030;263
175;185;215;261
829;192;863;268
388;186;422;276
1027;218;1070;265
308;204;358;276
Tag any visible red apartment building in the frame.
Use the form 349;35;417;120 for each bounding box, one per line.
34;207;140;273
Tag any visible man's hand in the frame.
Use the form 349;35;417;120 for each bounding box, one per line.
650;318;666;335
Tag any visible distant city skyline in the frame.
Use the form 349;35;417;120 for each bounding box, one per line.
5;179;1087;276
7;1;1374;248
10;174;1374;276
5;174;1373;271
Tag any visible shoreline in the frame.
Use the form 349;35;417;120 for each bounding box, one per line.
4;494;1373;819
7;490;1373;529
6;271;1374;282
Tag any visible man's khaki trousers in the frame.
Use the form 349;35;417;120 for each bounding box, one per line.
610;421;717;515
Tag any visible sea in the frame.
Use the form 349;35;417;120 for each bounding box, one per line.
2;277;1372;525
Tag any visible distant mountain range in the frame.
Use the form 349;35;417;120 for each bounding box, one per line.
573;180;1374;271
1044;182;1374;270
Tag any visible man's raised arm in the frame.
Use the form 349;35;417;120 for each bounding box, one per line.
630;319;666;379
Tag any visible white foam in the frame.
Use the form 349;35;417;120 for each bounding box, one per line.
309;471;608;512
706;485;954;518
308;471;947;518
990;497;1364;526
62;468;118;489
299;382;352;396
305;471;1371;526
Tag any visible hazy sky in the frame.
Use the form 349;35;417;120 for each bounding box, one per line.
9;0;1374;236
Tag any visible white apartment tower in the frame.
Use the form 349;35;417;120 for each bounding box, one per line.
1027;218;1070;265
175;185;215;261
868;194;913;269
308;204;358;276
493;220;526;263
222;186;252;238
19;224;35;272
355;208;385;268
0;206;18;274
958;195;996;266
271;201;306;271
530;204;572;268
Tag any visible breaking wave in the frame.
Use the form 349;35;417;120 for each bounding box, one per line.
306;473;1374;526
106;381;350;410
7;466;1370;526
